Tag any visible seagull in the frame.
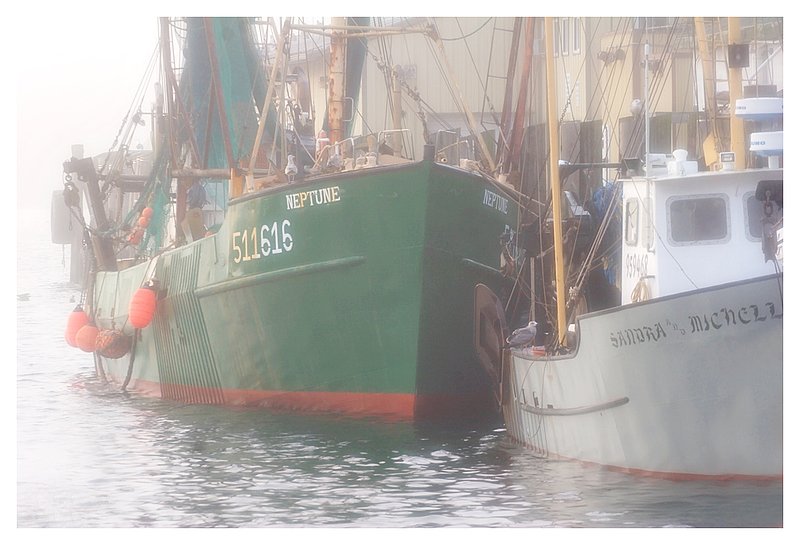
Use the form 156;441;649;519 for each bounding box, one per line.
327;150;342;169
285;155;298;182
506;321;537;348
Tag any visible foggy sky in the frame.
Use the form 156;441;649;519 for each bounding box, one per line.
15;12;158;213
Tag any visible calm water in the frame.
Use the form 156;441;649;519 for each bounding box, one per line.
16;208;783;529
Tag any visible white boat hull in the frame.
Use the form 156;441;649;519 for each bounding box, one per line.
502;274;783;479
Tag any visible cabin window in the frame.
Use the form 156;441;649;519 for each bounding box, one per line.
745;192;782;241
561;18;570;56
744;192;764;240
745;193;764;240
573;18;581;54
625;199;639;245
667;195;729;244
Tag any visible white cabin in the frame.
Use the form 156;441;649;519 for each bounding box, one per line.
620;162;782;304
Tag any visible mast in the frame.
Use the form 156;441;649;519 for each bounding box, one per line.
644;41;651;174
544;17;568;346
728;17;747;169
502;17;534;177
328;16;347;146
694;17;721;169
160;17;190;233
496;17;523;169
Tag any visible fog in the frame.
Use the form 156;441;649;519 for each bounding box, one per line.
15;13;158;214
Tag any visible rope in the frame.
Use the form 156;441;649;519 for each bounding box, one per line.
121;332;138;392
97;40;159;179
630;277;651;302
455;17;501;132
438;18;493;41
772;259;783;303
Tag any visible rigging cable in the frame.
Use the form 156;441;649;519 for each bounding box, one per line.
561;19;641;310
455;17;502;132
98;39;160;180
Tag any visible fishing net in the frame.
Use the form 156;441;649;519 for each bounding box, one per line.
179;18;278;209
121;145;171;256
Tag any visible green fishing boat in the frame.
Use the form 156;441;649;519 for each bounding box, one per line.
59;17;522;421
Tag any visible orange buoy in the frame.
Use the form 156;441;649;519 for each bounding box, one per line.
129;286;157;328
95;329;132;359
65;306;89;347
137;215;150;228
141;207;154;219
75;324;100;353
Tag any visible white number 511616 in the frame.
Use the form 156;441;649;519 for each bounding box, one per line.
232;219;293;263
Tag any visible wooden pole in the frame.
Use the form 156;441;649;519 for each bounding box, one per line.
694;17;720;165
328;17;347;146
728;17;746;169
507;17;535;174
544;17;568;346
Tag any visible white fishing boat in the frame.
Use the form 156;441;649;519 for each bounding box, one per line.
474;17;782;480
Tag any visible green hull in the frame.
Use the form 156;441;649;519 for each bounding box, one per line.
93;161;519;420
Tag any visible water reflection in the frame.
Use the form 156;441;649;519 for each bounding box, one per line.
25;379;781;528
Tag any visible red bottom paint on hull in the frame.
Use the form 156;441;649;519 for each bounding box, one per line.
124;378;495;422
511;437;783;482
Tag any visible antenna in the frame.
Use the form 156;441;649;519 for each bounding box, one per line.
644;41;650;175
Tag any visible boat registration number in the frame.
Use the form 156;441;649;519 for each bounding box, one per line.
232;220;294;263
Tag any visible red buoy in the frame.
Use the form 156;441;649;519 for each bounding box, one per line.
75;324;100;353
141;207;154;219
129;286;157;328
65;306;89;347
137;215;150;228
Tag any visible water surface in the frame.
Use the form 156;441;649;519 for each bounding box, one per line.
17;209;783;530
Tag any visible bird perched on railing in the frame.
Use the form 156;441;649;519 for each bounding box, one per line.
285;155;298;182
327;149;342;170
506;321;537;348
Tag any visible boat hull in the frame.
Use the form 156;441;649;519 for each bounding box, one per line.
93;161;519;421
502;274;783;479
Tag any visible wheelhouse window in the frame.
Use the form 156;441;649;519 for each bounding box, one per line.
668;195;729;244
573;18;581;54
625;199;639;245
745;193;764;239
561;18;570;56
745;192;783;241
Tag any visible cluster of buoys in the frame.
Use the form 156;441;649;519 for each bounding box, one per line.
127;206;153;246
64;306;131;357
64;284;157;357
